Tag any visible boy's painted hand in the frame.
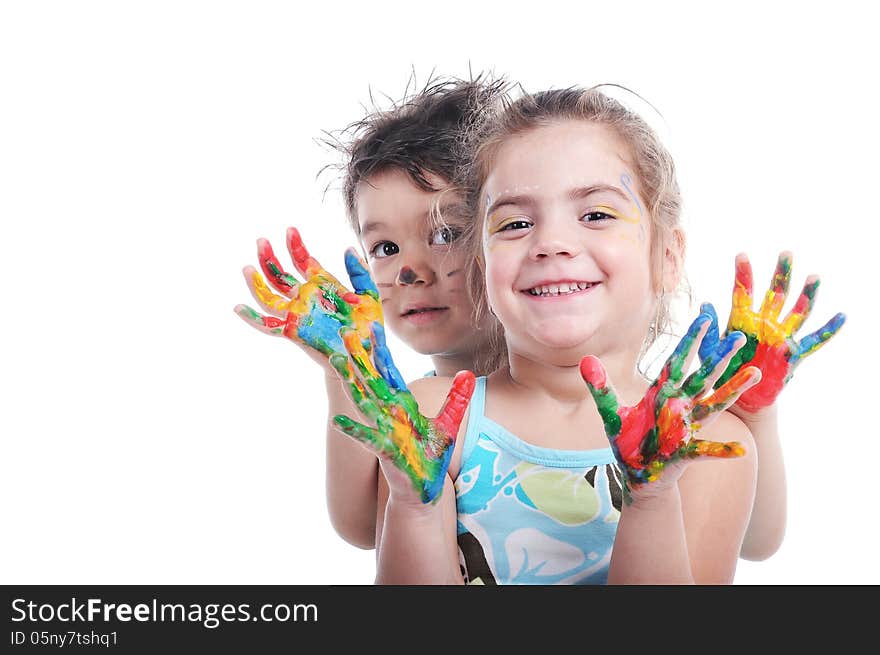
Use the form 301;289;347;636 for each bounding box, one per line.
698;252;846;414
330;326;474;504
234;227;382;360
580;313;761;502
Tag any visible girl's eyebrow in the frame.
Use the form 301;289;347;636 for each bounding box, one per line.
485;194;534;217
569;184;630;203
486;185;630;217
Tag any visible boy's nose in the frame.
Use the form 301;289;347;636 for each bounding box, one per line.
396;264;435;286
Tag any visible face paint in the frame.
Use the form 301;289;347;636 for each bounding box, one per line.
620;172;646;242
580;312;759;502
397;266;418;285
698;252;846;413
331;328;475;504
235;227;383;357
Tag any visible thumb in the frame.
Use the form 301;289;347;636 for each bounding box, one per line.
579;356;621;438
344;247;379;297
433;371;476;441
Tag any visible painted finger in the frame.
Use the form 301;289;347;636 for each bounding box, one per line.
697;302;721;362
686;438;746;460
682;330;746;397
691;366;762;424
233;303;285;337
257;238;299;295
790;312;847;367
579;356;622;439
329;352;384;420
731;253;754;318
433;370;476;441
781;275;819;336
341;328;381;380
371;323;407;391
287;226;338;283
662;313;711;385
243;266;293;318
344;247;380;298
333;415;388;458
759;251;793;322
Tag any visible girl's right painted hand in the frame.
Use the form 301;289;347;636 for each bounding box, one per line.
580;313;762;503
234;227;382;368
330;326;475;505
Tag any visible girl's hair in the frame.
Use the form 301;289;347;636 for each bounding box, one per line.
459;86;686;354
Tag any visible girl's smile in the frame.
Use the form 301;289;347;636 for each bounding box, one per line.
482;120;656;358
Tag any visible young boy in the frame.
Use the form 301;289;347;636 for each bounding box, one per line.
240;76;507;550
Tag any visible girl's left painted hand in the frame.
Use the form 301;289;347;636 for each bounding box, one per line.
580;313;762;502
699;252;846;414
330;324;475;505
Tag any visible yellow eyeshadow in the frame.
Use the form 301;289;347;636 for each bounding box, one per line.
593;204;640;225
487;214;527;235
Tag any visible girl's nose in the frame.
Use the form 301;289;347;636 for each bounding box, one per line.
395;263;435;286
528;221;581;260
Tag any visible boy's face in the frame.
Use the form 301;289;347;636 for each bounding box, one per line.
356;167;479;358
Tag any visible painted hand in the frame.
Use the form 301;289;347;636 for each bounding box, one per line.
699;252;846;413
330;327;474;504
580;313;761;501
234;227;382;358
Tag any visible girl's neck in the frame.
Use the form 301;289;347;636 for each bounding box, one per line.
505;345;647;406
430;350;477;378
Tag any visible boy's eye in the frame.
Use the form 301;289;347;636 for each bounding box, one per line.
370;241;400;259
430;225;462;245
581;211;615;223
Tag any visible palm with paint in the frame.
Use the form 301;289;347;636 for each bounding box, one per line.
580;313;762;501
331;326;474;504
235;227;473;504
698;252;846;414
235;227;382;360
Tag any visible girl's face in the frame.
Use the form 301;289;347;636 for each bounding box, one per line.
483;120;658;364
356;167;482;357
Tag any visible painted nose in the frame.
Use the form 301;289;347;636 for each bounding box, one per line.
396;265;435;286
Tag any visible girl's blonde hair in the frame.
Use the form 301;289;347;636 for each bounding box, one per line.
458;86;687;355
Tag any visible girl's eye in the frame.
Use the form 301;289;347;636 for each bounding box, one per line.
430;225;462;246
370;241;400;259
581;211;615;223
497;218;533;232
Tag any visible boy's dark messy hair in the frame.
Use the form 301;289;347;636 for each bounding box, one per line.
321;73;508;236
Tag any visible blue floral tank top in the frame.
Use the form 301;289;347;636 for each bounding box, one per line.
455;377;623;585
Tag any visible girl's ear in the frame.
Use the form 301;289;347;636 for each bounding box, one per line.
661;226;686;292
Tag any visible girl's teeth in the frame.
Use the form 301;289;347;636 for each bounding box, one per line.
528;282;594;296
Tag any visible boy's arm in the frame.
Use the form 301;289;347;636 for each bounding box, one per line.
324;370;379;549
731;406;786;561
678;414;758;583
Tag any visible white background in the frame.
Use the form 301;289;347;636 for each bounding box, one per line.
1;1;876;584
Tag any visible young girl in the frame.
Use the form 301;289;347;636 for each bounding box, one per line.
235;76;507;550
332;86;767;584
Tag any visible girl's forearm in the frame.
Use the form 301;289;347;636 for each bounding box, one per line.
608;486;694;585
376;495;461;585
324;372;380;549
736;407;786;560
